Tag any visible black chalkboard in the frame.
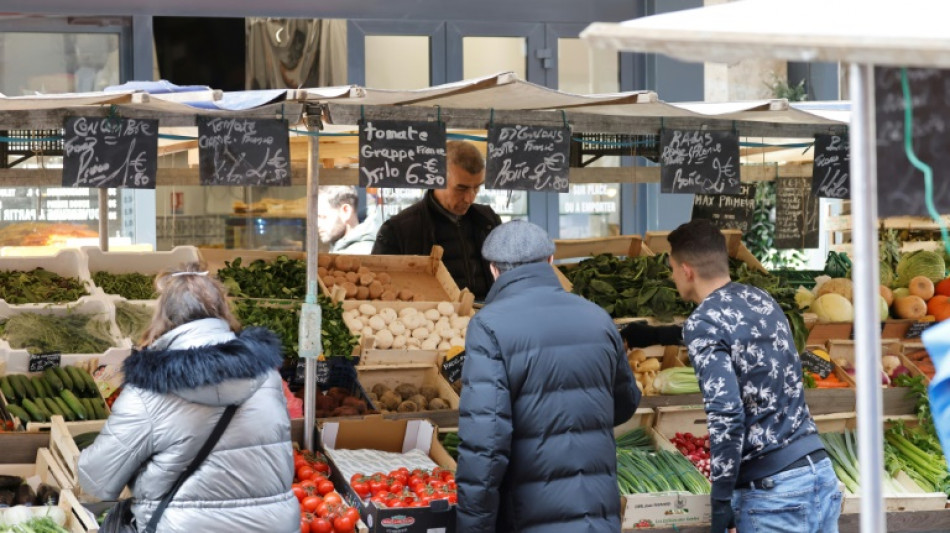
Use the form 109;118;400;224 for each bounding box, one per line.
774;177;820;250
812;134;850;199
198;117;291;186
691;183;757;232
441;351;466;384
485;125;570;192
875;67;950;217
62;117;158;189
800;349;832;379
29;352;61;372
660;130;741;194
358;119;447;189
905;321;936;339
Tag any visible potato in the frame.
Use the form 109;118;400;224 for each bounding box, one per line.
358;303;377;316
424;334;441;347
402;315;422;330
438;341;452;351
371;383;390;397
397;289;414;301
343;309;359;320
428;398;449;410
381;290;397;301
425;320;435;331
395;383;420;399
389;320;406;336
335;256;353;272
368;315;387;332
361;326;374;337
344;316;362;331
409;394;428;410
440;327;458;340
356;286;370;299
359;272;375;286
452;316;471;330
412;327;430;340
368;280;384;299
317;266;329;278
343;271;357;284
424;309;441;321
397;400;419;413
342;281;358;298
317;255;332;268
380;391;401;411
357;266;371;275
377;272;392;284
375;329;394;349
435;317;450;331
421;337;439;350
398;307;417;318
419;385;439;402
392;334;407;349
379;307;397;325
450;336;465;347
437;302;455;316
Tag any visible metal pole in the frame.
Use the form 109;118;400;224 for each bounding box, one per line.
850;63;886;533
98;188;109;251
303;114;322;451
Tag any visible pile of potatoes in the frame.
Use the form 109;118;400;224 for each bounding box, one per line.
318;255;417;301
367;382;451;413
343;302;469;351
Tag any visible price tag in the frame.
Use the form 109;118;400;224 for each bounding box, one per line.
905;321;936;339
29;352;62;372
800;349;833;379
62;117;158;189
441;351;466;383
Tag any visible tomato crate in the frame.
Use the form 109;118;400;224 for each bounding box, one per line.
320;417;455;533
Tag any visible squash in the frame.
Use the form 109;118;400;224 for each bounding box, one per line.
894;295;928;320
880;285;894;307
817;278;854;302
908;275;936;300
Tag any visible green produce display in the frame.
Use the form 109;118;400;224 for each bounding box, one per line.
895;250;946;287
652;367;701;395
440;431;460;459
0;268;87;304
319;294;359;358
615;428;710;495
92;271;157;300
0;313;115;354
114;300;153;341
217;255;306;299
564;253;808;353
0;367;108;425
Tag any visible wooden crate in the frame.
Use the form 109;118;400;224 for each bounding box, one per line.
343;299;475;366
320;246;464;303
0;450;100;533
613;407;656;438
629;345;688;397
554;234;653;262
356;364;459;423
826;339;924;387
46;416;130;503
901;341;935;383
645;228;767;273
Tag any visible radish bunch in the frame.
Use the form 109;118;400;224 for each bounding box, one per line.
671;432;711;480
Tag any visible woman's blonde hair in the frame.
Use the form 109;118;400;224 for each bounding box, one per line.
139;262;241;346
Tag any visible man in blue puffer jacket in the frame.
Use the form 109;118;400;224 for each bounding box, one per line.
455;220;640;533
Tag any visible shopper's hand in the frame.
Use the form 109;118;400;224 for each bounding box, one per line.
710;498;735;533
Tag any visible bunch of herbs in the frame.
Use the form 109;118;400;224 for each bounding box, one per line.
217;255;306;299
0;312;114;353
0;268;87;304
92;271;157;300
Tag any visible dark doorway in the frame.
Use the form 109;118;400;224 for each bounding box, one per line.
153;17;245;90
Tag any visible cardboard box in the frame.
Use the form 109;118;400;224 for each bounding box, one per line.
320;417;457;533
826;339;924;387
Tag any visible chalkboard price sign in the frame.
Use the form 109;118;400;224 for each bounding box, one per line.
486;125;570;192
905;321;936;339
774;177;819;250
875;67;950;217
812;134;850;199
441;351;466;384
198;118;290;186
62;117;158;189
660;130;741;195
29;352;62;373
691;183;757;232
800;349;833;379
359;120;447;189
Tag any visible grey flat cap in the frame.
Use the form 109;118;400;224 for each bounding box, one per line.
482;220;555;264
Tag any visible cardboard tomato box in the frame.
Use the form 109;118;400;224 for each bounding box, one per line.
320;417;457;533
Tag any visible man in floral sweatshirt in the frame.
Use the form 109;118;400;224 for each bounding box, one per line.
622;219;840;533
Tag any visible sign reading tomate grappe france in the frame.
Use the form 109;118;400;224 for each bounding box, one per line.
660;129;741;195
62;117;158;188
359;119;447;189
486;124;571;192
198;117;290;186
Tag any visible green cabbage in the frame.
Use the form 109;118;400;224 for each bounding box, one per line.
895;251;946;287
880;261;895;287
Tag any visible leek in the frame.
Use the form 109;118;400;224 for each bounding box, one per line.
653;367;700;395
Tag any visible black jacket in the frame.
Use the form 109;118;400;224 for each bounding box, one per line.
372;191;501;300
456;262;640;532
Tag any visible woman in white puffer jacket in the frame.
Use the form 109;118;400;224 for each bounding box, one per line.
78;263;299;532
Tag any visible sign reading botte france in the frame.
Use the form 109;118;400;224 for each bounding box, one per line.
62;117;158;189
359;120;447;189
660;129;741;195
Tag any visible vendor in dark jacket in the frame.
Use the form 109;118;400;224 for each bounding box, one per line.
623;219;840;533
455;220;640;533
372;140;501;300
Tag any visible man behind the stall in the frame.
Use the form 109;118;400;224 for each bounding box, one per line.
455;220;640;533
652;219;841;533
372;140;501;300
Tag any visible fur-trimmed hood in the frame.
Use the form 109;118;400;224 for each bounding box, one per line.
123;318;284;406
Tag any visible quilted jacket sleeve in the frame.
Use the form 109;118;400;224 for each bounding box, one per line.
610;327;641;426
455;316;512;533
78;387;154;500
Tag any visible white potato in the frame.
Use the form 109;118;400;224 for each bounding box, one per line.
450;336;465;347
440;327;458;340
454;316;471;330
412;327;430;340
435;317;450;331
361;326;374;337
368;315;387;332
392;334;407;349
375;329;394;349
389;320;406;336
424;334;441;347
437;302;455;316
358;303;377;316
425;320;435;331
421;337;439;350
406;337;421;348
379;307;397;325
344;317;363;331
424;309;441;321
398;307;418;318
438;341;452;351
343;309;359;320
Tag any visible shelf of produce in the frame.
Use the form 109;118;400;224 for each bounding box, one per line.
0;249;92;309
85;245;199;299
197;248;306;279
627;510;950;533
637;388;916;417
644;228;766;274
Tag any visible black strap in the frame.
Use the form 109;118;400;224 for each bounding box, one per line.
143;404;239;533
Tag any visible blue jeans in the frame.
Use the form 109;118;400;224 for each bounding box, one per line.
731;457;842;533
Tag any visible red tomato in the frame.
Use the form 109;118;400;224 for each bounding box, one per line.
297;465;316;482
300;480;317;494
389;481;405;493
333;515;355;533
292;484;306;502
310;517;333;533
429;480;445;491
351;481;370;498
386;498;405;508
323;493;343;506
447;492;458;504
316;502;329;518
302;495;323;514
350;473;366;485
313;462;330;474
369;479;387;494
317;479;336;496
410;500;427;508
300;518;311;533
344;507;360;523
295;456;309;469
440;470;455;482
